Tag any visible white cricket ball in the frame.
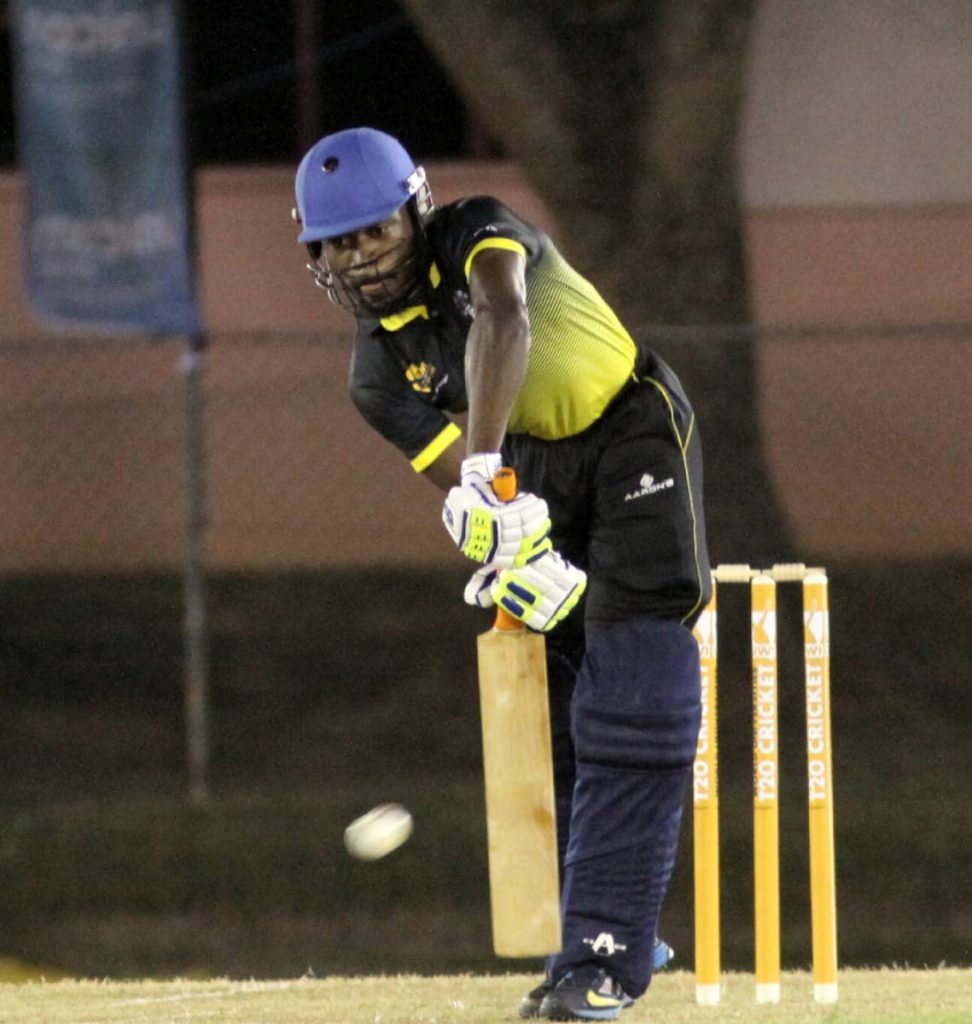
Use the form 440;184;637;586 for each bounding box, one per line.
343;803;414;861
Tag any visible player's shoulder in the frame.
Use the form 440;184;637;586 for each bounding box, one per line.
349;316;390;379
429;196;545;272
434;193;532;234
434;194;519;229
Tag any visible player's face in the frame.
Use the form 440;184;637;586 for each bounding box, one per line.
322;207;417;313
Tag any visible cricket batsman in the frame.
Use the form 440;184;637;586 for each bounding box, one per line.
293;127;711;1021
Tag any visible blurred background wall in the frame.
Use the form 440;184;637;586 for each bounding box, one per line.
1;1;970;574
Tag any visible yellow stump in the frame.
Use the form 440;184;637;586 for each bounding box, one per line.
752;574;781;1004
803;572;839;1003
692;590;721;1005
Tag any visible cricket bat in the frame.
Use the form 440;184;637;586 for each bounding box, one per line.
476;467;561;957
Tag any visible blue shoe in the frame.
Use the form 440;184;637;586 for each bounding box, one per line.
518;938;673;1019
651;937;674;972
538;966;632;1021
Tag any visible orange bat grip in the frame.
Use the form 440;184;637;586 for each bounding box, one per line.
491;466;517;503
491;468;524;632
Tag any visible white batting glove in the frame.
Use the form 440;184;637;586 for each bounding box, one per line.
442;453;551;566
459;451;503;490
466;550;587;632
464;564;499;609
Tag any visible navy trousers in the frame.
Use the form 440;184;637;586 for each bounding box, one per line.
503;349;711;997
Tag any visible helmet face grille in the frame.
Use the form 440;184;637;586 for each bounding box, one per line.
303;200;432;317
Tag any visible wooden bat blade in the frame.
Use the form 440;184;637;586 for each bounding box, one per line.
477;625;561;957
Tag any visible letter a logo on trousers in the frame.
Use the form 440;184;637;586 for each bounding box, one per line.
584;932;628;956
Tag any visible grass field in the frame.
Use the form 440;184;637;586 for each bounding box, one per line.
0;969;970;1024
2;564;970;993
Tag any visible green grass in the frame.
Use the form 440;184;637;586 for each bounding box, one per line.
0;969;969;1023
2;777;969;978
1;563;971;981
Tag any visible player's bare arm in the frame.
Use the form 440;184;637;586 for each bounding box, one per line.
421;440;462;491
464;246;530;455
421;248;528;490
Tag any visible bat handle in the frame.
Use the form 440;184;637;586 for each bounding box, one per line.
491;466;517;503
491;468;524;632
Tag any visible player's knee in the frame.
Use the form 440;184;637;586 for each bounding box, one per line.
571;615;701;770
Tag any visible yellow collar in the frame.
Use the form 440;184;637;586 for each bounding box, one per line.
379;262;442;332
380;305;429;331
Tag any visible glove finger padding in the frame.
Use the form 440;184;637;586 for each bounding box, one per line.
458;451;503;489
443;485;551;566
490;550;587;632
464;564;498;609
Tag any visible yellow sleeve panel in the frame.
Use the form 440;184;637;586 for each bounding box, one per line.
410;421;462;472
463;238;528;281
508;244;637;440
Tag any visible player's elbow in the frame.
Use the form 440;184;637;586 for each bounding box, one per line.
478;295;531;351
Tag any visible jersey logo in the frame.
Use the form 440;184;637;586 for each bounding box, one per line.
451;290;475;322
405;362;436;394
624;472;674;502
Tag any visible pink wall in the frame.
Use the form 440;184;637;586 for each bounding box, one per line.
747;205;972;557
0;167;969;570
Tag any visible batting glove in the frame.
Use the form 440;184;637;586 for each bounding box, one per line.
464;564;500;609
465;550;587;632
442;453;551;567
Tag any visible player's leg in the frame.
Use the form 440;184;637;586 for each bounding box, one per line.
543;617;700;1008
542;377;709;1014
507;413;696;1018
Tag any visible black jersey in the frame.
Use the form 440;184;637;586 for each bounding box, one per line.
348;197;639;471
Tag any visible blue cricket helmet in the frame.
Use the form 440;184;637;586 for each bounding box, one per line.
294;127;429;243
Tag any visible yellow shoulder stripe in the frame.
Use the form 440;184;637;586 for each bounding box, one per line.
410;421;462;472
463;237;527;281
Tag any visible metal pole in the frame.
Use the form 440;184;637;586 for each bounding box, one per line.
295;0;322;152
181;334;210;806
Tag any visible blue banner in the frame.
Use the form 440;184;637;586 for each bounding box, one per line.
11;0;200;335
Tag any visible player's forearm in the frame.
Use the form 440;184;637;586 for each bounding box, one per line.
464;304;530;454
422;441;463;491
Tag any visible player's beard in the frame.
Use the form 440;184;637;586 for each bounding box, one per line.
328;238;428;316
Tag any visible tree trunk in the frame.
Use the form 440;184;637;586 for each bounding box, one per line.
401;0;792;563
